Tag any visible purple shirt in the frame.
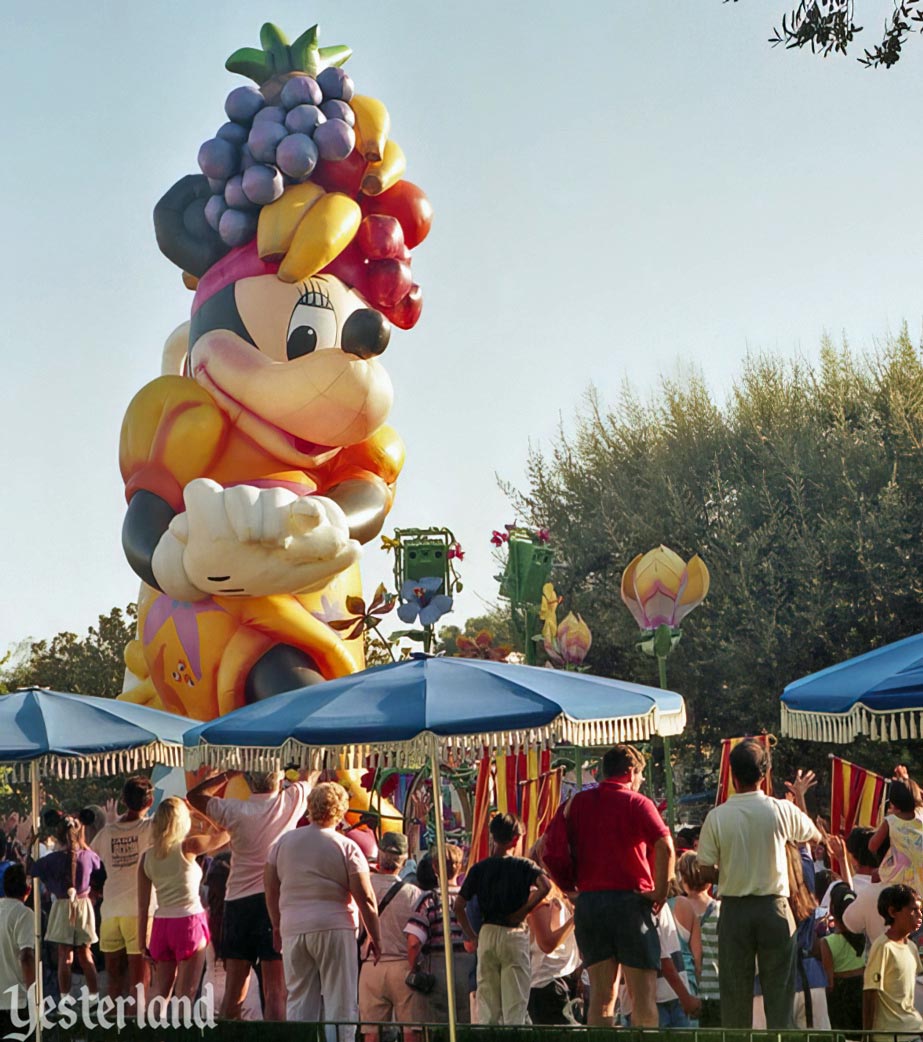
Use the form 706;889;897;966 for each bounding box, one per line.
31;849;101;898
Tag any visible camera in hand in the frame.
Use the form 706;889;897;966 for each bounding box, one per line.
405;968;437;994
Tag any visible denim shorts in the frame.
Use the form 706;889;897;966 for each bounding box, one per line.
574;890;660;970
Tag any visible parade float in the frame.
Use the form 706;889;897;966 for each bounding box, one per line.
117;22;431;722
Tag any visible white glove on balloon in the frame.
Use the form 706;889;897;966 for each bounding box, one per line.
152;478;360;599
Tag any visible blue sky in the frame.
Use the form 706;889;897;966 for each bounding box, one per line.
2;2;922;654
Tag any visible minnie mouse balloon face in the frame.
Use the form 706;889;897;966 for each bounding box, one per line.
190;266;394;463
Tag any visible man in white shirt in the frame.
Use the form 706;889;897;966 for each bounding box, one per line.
842;827;886;944
697;739;820;1029
91;775;154;1002
0;865;35;1031
188;767;317;1020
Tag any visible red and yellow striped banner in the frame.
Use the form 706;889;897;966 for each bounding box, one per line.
829;755;887;836
468;749;493;865
469;749;562;860
716;734;775;805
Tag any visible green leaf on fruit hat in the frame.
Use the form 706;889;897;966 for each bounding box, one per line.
226;22;352;85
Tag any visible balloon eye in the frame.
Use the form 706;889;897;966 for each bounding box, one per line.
287;324;317;359
286;300;337;358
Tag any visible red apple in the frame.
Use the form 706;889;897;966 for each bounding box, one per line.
362;180;433;249
312;149;367;197
365;258;412;308
322;239;367;294
384;283;423;329
356;215;405;260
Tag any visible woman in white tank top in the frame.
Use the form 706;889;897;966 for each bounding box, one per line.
138;797;228;1002
527;840;581;1024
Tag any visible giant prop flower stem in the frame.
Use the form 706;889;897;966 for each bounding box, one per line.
651;624;677;830
621;546;710;833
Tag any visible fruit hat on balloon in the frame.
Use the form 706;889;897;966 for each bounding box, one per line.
118;22;432;720
159;21;431;325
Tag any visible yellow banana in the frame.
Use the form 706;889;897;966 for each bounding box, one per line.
257;181;326;260
277;191;362;282
361;139;406;196
349;94;390;163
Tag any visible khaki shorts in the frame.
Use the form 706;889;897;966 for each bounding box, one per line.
359;959;427;1027
46;897;97;947
99;915;142;955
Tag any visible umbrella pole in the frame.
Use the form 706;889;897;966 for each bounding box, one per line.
428;734;457;1042
31;761;44;1042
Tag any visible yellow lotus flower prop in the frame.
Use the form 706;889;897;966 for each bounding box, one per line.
539;582;563;643
621;546;710;631
539;582;591;668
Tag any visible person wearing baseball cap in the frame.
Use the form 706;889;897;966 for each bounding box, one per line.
359;831;424;1040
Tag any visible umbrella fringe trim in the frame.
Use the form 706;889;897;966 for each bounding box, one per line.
184;705;687;771
780;703;923;744
4;742;185;783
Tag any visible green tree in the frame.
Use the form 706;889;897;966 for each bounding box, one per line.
735;0;919;68
0;605;142;817
511;330;923;791
1;605;137;699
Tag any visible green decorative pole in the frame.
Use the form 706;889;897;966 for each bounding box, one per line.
521;605;538;666
497;529;553;664
653;624;676;832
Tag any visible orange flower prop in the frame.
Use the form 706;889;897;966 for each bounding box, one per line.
455;630;512;661
620;546;710;631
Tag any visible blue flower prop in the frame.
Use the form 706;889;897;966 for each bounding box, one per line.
397;576;453;626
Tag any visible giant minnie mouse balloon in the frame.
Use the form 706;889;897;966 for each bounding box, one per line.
119;23;432;718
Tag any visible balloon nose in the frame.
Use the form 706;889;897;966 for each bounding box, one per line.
341;308;391;359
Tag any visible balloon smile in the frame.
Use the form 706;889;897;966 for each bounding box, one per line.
291;433;333;455
196;361;338;464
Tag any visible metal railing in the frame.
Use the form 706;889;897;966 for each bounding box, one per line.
29;1024;923;1042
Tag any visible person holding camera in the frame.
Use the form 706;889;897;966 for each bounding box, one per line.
358;831;425;1041
405;844;473;1025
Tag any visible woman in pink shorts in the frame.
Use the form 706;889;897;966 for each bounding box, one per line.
138;797;227;1001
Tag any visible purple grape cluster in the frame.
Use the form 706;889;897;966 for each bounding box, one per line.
198;67;356;247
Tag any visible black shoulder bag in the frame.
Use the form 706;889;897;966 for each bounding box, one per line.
358;878;407;960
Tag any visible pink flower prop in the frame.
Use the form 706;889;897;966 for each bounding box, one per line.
544;612;592;667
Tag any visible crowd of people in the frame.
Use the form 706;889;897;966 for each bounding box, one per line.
2;740;923;1038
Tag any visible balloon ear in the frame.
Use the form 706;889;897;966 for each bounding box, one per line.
154;175;231;277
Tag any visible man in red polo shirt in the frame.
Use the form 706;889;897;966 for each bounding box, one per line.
568;744;674;1027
